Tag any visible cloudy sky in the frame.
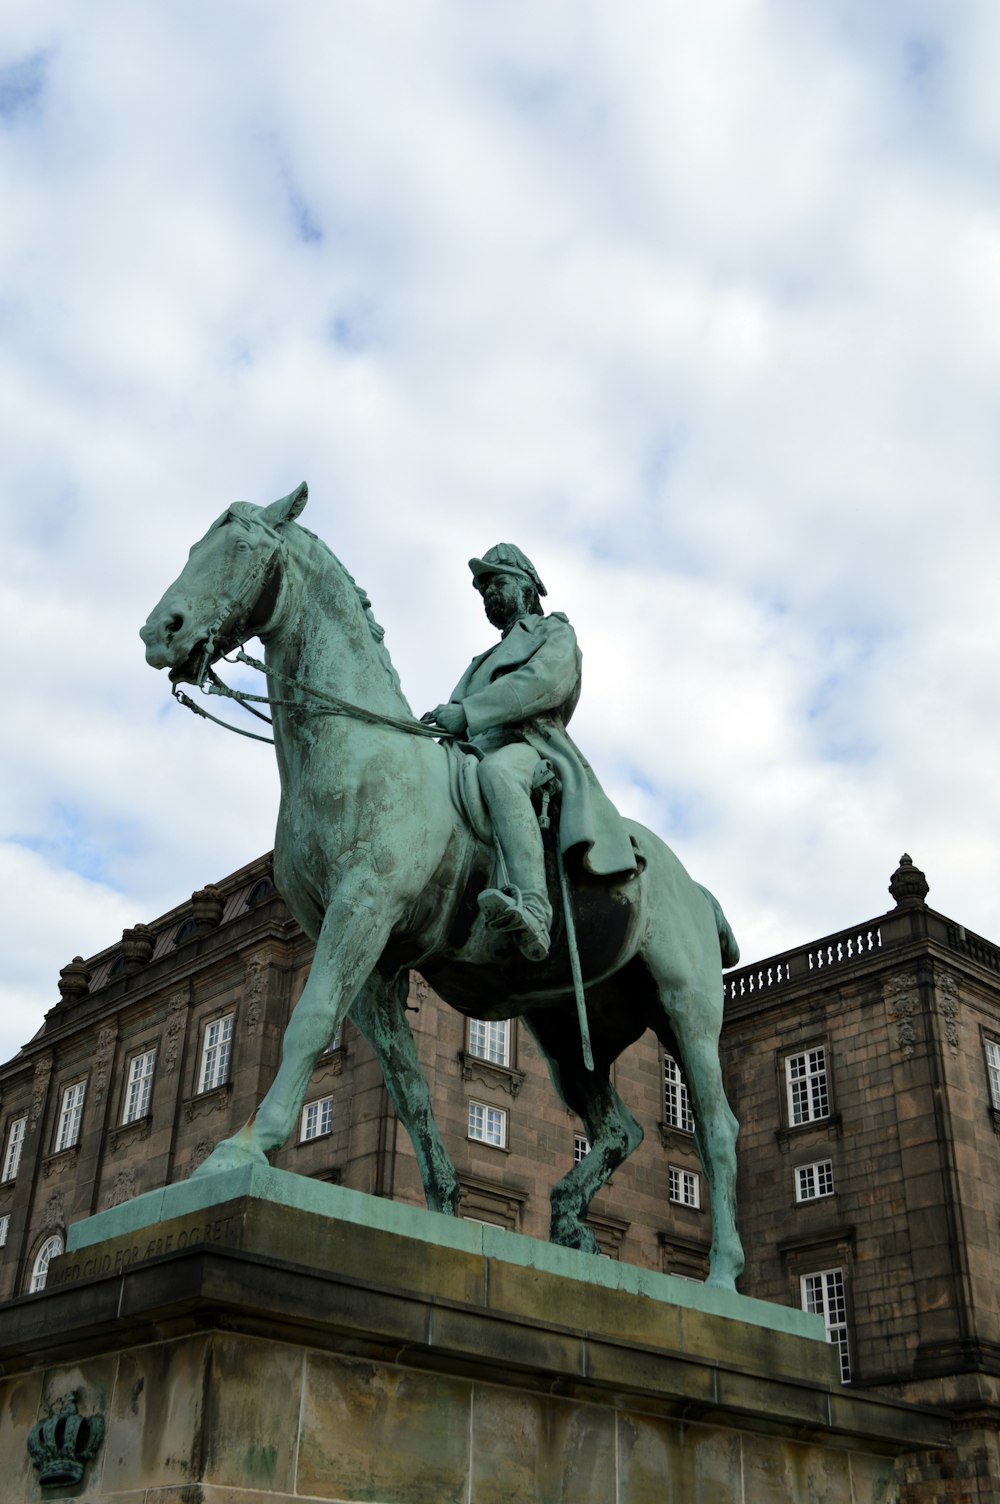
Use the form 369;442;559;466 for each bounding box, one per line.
2;2;998;1064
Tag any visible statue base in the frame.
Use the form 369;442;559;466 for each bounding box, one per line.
1;1168;946;1501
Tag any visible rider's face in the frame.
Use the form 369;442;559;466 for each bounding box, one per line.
479;572;527;633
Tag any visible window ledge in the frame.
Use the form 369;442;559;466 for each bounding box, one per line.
466;1136;510;1155
775;1112;842;1152
184;1082;233;1122
109;1116;152;1154
42;1144;81;1179
460;1053;525;1098
658;1121;695;1151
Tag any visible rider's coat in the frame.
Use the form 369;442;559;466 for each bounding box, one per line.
447;611;637;878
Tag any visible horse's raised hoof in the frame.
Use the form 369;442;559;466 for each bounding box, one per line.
190;1131;268;1179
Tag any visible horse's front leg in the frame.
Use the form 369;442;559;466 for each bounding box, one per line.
351;970;462;1216
193;871;396;1176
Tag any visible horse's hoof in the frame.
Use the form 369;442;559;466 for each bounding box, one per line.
550;1221;601;1256
190;1135;267;1179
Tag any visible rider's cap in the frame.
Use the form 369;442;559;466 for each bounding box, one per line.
469;543;547;597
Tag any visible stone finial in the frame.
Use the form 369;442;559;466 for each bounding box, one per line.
191;884;224;933
889;854;929;909
57;957;91;1002
121;924;155;968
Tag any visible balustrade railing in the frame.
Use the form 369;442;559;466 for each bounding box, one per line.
724;924;883;1003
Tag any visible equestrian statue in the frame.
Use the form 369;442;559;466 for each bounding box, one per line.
140;483;745;1289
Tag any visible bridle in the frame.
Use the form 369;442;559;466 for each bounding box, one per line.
169;516;460;746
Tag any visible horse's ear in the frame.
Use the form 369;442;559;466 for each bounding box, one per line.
260;482;308;529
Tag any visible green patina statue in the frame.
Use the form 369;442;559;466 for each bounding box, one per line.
423;542;636;963
141;484;745;1289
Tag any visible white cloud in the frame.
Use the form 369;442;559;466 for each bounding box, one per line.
2;3;1000;1065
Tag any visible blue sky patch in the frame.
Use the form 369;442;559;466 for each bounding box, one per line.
0;51;49;127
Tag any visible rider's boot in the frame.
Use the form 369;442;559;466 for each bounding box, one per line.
478;812;553;962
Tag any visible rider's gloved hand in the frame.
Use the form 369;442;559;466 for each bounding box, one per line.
421;703;468;736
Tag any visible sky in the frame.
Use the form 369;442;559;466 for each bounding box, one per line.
2;2;1000;1065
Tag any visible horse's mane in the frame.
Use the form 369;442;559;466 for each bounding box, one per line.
234;503;410;710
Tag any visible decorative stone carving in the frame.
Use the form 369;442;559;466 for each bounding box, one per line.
57;956;91;1002
41;1190;65;1230
937;972;960;1051
244;953;269;1037
163;992;188;1072
93;1025;118;1103
28;1393;105;1487
188;1138;215;1175
42;1147;80;1180
30;1056;52;1128
885;974;919;1059
184;1084;232;1122
108;1118;151;1155
104;1168;137;1208
460;1054;526;1098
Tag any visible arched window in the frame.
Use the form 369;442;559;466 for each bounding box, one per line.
245;877;274;909
30;1234;64;1293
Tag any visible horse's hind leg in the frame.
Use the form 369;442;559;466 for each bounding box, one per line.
524;1012;643;1254
642;948;744;1290
351;970;461;1216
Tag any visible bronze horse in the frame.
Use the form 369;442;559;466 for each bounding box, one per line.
140;484;744;1288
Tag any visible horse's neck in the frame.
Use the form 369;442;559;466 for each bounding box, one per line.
263;533;411;722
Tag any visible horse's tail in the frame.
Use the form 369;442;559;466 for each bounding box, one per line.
697;883;740;969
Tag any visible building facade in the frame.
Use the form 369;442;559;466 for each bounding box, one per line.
2;851;1000;1497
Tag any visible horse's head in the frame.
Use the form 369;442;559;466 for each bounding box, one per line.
140;482;308;684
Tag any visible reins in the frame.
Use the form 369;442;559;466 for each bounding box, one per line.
172;647;461;745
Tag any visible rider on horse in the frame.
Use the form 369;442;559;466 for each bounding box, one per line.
425;544;637;962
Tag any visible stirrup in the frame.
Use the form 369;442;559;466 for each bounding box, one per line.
478;887;551;962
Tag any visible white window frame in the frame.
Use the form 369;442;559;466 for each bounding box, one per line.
573;1134;590;1164
669;1166;701;1209
663;1052;695;1133
467;1018;511;1068
122;1049;156;1124
55;1082;86;1152
801;1267;851;1382
2;1114;26;1182
29;1234;64;1293
985;1038;1000;1111
199;1014;234;1094
795;1159;836;1203
467;1100;507;1149
300;1096;334;1141
324;1023;343;1054
0;1213;9;1247
785;1047;830;1125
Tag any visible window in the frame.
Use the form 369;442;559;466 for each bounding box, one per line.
325;1023;343;1054
985;1038;1000;1110
301;1096;333;1141
0;1214;9;1247
55;1082;86;1152
2;1115;26;1182
574;1134;590;1164
669;1166;701;1208
199;1015;233;1093
795;1160;835;1202
30;1234;64;1293
122;1050;156;1124
663;1052;694;1133
801;1268;851;1382
468;1018;510;1067
785;1048;830;1125
468;1101;507;1148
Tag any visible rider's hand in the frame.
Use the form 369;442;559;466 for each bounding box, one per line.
425;702;467;735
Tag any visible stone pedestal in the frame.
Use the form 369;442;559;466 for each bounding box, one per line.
0;1168;948;1501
